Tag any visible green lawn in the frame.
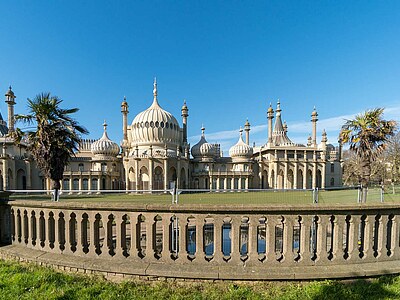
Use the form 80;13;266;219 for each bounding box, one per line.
1;259;400;299
9;188;400;205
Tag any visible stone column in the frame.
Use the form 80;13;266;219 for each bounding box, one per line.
163;158;168;190
135;159;139;191
149;159;153;191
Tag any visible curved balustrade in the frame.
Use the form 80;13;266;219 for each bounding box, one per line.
2;200;400;280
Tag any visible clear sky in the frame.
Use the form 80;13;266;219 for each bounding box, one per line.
1;1;399;153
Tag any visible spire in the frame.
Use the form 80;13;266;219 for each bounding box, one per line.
103;120;108;132
272;100;294;146
152;77;159;106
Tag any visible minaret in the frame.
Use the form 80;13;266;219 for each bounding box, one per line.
121;96;129;143
244;119;250;145
283;121;288;135
311;107;318;147
267;103;274;146
5;86;16;135
181;100;189;144
321;129;327;147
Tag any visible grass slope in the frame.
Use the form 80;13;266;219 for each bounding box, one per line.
1;260;400;299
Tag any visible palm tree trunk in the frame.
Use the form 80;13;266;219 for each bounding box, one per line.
360;159;371;203
51;179;61;202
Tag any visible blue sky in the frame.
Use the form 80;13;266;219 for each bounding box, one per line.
0;1;399;152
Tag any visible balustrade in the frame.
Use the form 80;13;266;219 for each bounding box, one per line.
2;200;400;280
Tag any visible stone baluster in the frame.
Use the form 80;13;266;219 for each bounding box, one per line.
392;215;400;260
230;215;241;263
22;209;29;246
15;208;22;244
161;213;171;261
348;215;360;262
298;215;312;265
28;210;37;249
378;214;388;260
63;211;72;255
75;211;85;256
266;215;280;265
144;214;154;261
196;215;204;259
316;215;330;264
282;215;293;264
114;212;125;258
87;212;97;257
53;210;61;253
213;216;223;262
248;215;260;262
363;214;375;261
177;214;187;260
129;212;138;261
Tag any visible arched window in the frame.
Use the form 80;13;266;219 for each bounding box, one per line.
73;178;79;190
330;178;335;186
101;163;107;172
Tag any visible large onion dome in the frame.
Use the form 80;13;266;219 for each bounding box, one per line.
91;121;120;158
191;127;215;159
131;79;181;147
229;129;253;161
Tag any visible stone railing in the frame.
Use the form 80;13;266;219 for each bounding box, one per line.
1;199;400;280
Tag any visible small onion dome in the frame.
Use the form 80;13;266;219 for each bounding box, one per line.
229;129;253;160
131;79;181;147
191;126;215;159
91;121;120;157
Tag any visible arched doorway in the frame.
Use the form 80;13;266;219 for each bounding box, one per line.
287;169;294;189
17;169;26;190
317;170;322;188
262;170;268;189
307;170;312;189
297;169;303;189
168;167;177;189
278;170;284;189
139;166;149;190
154;166;164;190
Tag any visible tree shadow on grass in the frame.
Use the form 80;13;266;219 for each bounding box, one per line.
310;275;400;300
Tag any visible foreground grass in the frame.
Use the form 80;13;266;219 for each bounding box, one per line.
1;260;400;299
10;188;400;205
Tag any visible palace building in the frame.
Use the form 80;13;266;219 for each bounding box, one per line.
0;82;342;192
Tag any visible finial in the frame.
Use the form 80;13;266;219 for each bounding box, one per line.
123;95;126;101
153;77;158;100
201;125;205;136
183;99;186;105
103;120;108;131
276;99;281;111
9;85;12;91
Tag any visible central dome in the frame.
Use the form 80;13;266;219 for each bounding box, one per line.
131;80;181;147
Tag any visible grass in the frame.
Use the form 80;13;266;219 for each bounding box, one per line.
1;259;400;299
9;188;400;206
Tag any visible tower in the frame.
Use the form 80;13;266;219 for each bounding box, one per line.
267;103;274;146
181;100;189;144
121;96;129;143
244;119;250;145
311;107;318;147
5;86;16;135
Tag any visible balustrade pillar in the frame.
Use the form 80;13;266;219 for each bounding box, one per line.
214;216;223;262
348;215;361;262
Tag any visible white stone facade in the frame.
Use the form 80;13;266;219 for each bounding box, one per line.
0;82;342;192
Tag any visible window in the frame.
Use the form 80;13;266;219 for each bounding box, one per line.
78;163;84;172
330;178;335;186
101;163;107;172
330;164;335;173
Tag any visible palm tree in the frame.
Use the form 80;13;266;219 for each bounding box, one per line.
15;93;88;201
340;108;397;203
